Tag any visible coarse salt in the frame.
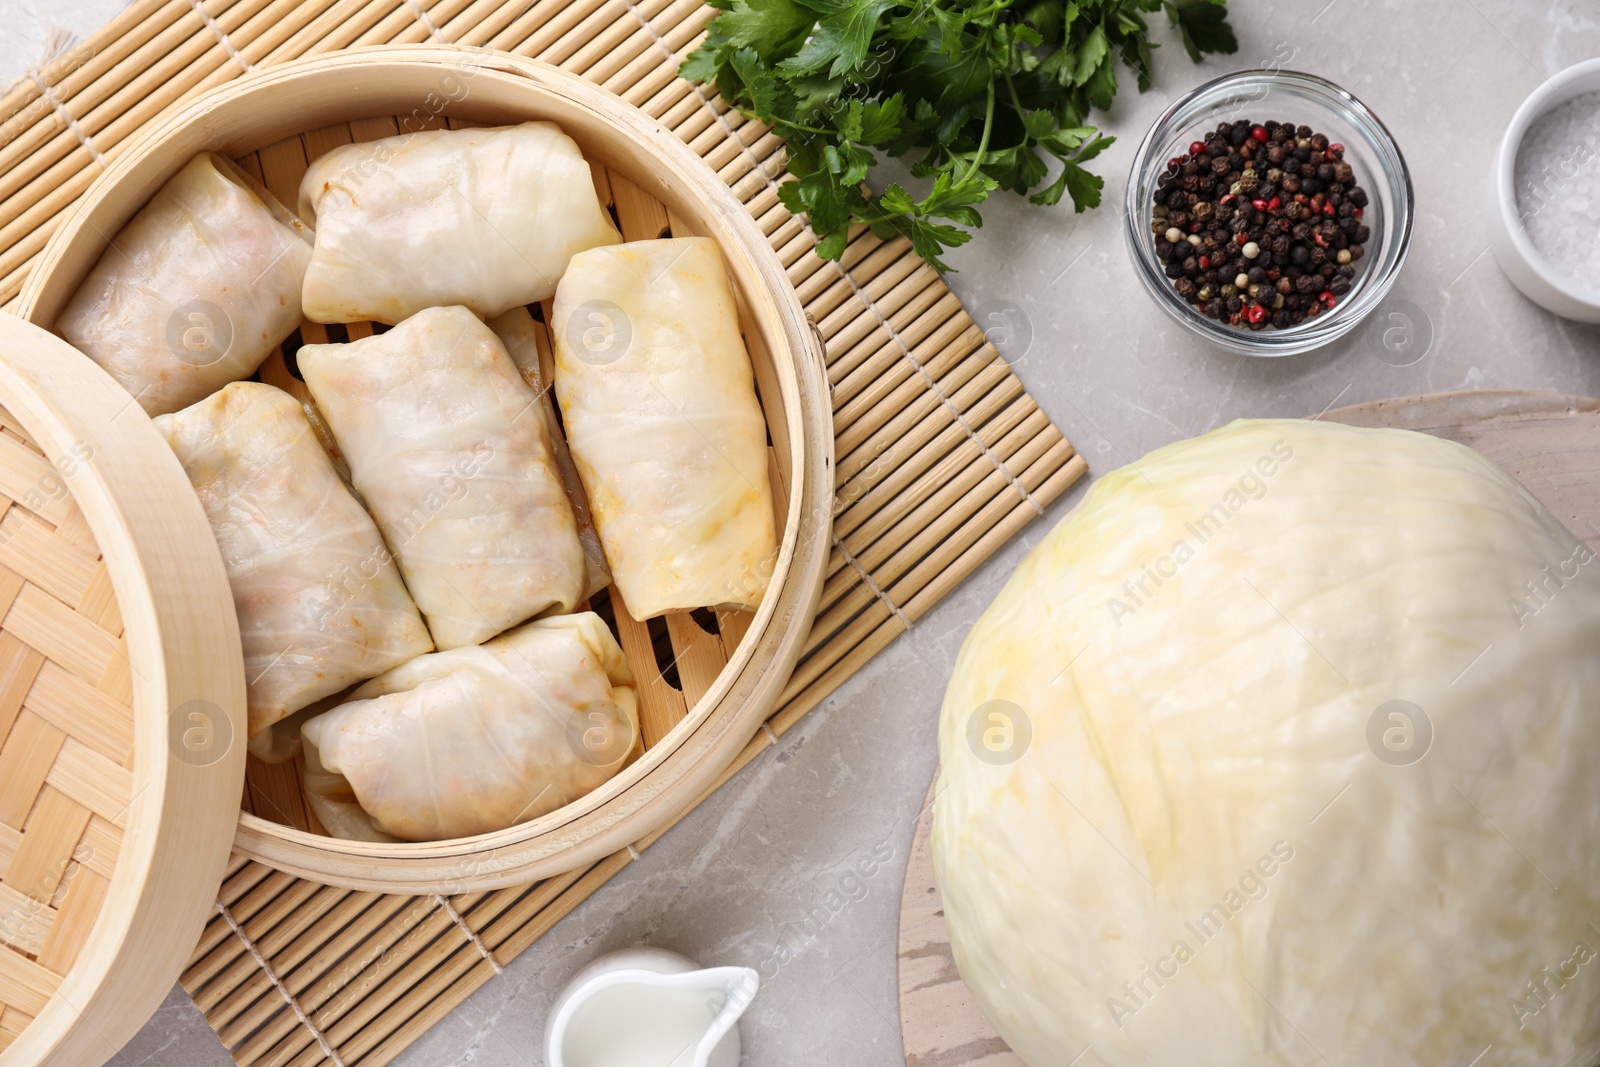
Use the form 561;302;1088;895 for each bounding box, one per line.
1515;90;1600;287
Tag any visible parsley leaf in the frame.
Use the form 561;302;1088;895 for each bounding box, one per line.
1165;0;1239;63
778;0;900;77
683;0;1236;270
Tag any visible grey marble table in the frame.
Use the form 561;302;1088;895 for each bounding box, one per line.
4;1;1598;1064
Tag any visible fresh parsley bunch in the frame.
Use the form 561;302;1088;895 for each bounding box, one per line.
682;0;1237;270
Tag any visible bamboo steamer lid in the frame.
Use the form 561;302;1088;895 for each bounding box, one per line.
0;316;246;1067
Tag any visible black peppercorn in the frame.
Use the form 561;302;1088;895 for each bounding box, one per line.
1151;118;1370;331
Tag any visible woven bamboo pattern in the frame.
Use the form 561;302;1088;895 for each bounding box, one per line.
0;409;127;1057
0;0;1089;1062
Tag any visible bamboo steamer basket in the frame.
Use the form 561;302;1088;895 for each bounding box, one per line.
0;318;245;1065
17;48;833;895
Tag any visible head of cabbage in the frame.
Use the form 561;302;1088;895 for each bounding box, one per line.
934;418;1600;1067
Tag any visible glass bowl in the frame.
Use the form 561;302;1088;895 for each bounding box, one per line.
1124;69;1415;357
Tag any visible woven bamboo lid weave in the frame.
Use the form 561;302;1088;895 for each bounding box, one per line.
0;316;245;1067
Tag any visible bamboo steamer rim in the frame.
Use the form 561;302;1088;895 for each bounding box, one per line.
17;47;835;894
0;317;245;1067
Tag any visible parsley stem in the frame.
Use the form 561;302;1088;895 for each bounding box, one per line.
956;77;996;186
772;118;834;137
1002;67;1024;119
851;208;904;225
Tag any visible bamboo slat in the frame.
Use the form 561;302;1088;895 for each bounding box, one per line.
0;0;1088;1062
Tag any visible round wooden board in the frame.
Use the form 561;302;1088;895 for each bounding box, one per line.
897;388;1600;1067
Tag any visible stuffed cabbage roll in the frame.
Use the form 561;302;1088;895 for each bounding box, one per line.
552;237;778;619
486;305;612;600
155;382;433;747
301;613;639;842
297;121;619;324
59;153;312;416
298;306;586;649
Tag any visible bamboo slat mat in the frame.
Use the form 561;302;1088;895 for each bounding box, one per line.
0;1;1088;1063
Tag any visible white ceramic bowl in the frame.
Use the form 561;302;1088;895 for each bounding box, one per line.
1486;58;1600;322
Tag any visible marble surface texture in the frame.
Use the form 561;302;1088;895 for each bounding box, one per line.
3;0;1600;1064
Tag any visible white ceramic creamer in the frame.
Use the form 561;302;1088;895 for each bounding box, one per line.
543;948;759;1067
